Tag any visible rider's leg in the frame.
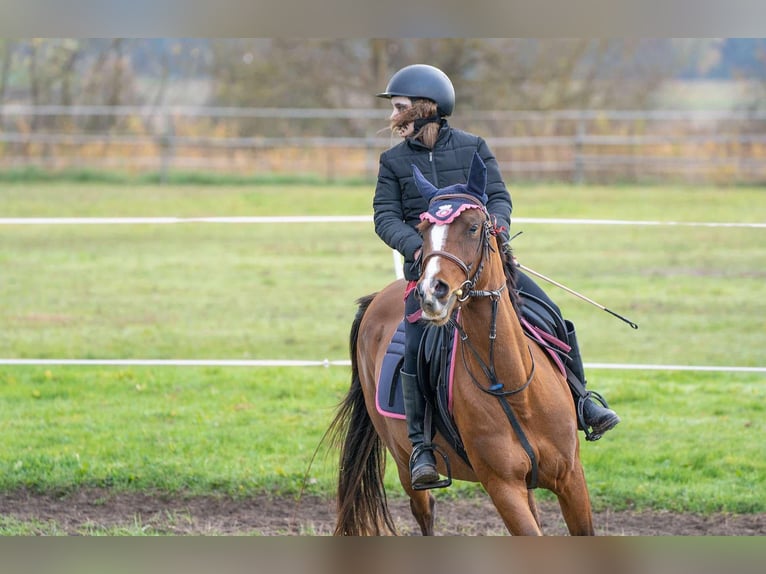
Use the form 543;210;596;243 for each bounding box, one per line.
401;290;439;487
564;320;621;440
515;272;620;440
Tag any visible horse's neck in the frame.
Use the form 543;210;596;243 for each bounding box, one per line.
459;268;533;383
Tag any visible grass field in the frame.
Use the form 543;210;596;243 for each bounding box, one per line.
1;181;765;519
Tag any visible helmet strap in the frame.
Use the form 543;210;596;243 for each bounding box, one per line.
413;115;441;132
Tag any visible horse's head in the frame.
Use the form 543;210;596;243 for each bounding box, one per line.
413;152;497;325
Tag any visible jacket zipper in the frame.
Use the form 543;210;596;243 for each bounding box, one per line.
429;151;438;186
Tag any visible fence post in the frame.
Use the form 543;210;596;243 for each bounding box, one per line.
159;109;175;185
366;140;377;182
574;113;585;185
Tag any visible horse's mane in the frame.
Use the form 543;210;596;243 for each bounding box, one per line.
499;239;522;316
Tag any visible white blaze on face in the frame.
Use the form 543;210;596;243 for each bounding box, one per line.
421;224;448;296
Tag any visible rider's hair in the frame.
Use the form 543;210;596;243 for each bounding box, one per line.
390;99;441;149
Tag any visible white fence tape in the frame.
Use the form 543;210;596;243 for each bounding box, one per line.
1;216;765;228
0;358;764;373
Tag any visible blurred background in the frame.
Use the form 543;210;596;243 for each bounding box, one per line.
1;37;766;185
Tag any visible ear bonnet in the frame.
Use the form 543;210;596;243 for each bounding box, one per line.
414;152;488;225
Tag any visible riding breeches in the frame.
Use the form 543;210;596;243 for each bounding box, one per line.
403;289;425;376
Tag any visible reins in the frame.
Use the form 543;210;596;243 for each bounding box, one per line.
425;203;539;488
427;202;537;397
452;306;536;399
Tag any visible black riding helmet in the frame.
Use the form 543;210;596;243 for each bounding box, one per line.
376;64;455;117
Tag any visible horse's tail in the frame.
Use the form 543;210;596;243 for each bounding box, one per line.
327;293;397;536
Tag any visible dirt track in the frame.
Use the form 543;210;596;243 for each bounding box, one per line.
2;488;764;535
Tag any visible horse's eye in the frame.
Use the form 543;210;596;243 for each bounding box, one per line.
469;223;479;234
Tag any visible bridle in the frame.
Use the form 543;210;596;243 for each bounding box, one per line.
420;193;540;488
420;194;497;302
420;193;535;397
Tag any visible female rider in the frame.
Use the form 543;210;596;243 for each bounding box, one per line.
373;64;620;489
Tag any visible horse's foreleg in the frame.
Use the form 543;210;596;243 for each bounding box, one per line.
393;463;435;535
555;466;595;536
409;490;436;536
527;489;542;530
486;481;543;536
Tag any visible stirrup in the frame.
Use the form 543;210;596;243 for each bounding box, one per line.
409;444;452;490
577;390;612;442
576;391;609;442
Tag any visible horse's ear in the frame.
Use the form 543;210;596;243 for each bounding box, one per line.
467;152;487;201
412;164;439;201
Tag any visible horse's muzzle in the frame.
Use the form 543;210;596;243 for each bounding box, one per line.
417;278;455;325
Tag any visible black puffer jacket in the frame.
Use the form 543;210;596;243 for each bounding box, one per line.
373;121;513;280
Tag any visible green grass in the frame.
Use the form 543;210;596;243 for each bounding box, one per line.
0;366;346;496
581;371;765;514
1;223;387;360
0;366;762;515
1;181;765;520
0;514;169;535
0;166;361;187
1;181;376;217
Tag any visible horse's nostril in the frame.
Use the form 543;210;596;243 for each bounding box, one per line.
434;280;449;299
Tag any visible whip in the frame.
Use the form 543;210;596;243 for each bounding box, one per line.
516;261;639;330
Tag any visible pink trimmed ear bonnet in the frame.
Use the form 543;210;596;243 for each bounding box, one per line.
415;152;488;224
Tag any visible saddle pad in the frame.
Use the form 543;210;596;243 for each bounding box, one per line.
375;321;407;419
376;319;460;421
517;291;571;375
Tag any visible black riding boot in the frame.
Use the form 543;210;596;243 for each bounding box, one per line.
400;370;439;488
565;320;621;441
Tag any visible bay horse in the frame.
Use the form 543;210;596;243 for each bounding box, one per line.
328;153;594;535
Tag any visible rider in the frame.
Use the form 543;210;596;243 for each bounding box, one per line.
373;64;620;489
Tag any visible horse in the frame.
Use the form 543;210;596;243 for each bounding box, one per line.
327;153;595;536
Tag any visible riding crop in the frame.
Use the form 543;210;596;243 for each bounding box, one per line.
515;261;639;330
